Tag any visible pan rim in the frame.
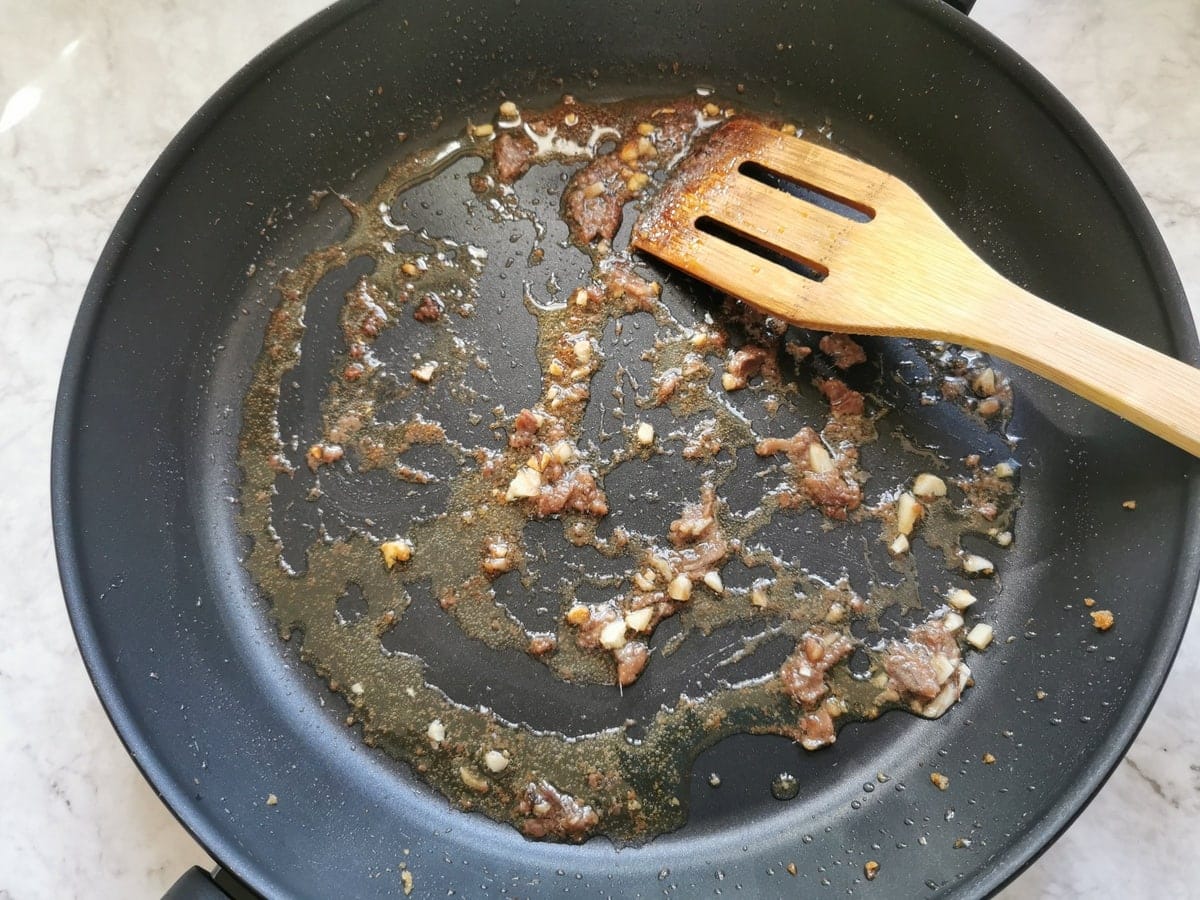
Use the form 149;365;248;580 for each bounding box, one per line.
51;0;1199;897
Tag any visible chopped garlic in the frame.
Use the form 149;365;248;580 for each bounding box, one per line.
972;367;997;396
946;588;978;611
995;531;1012;547
626;172;650;193
635;422;655;446
380;538;413;568
565;605;590;626
470;123;494;137
632;570;656;592
498;100;518;119
720;372;742;392
410;361;437;383
807;442;835;474
966;623;994;650
483;750;510;772
573;339;593;363
426;719;445;745
962;554;994;576
912;473;947;498
993;461;1015;478
550;440;577;463
667;573;693;601
749;586;769;607
889;534;910;555
459;766;489;792
942;612;964;632
931;653;957;684
599;618;628;649
505;466;542;501
350;681;365;695
896;492;922;536
703;571;724;594
625;607;654;633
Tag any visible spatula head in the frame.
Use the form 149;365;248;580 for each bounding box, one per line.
632;118;982;341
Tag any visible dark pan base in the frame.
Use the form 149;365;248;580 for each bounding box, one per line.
54;1;1198;897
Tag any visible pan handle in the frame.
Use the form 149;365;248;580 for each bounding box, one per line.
942;0;976;12
162;866;257;900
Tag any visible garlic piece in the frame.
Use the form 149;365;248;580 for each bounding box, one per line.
599;618;627;650
966;623;994;650
380;538;413;568
667;573;693;601
946;588;978;611
912;473;947;498
573;339;593;364
410;361;438;383
931;653;957;685
807;442;835;474
896;492;922;536
483;750;510;773
550;440;577;463
426;719;445;746
632;570;656;592
625;607;654;633
635;422;655;446
505;466;542;501
889;534;910;555
702;571;724;594
942;612;965;632
962;554;994;576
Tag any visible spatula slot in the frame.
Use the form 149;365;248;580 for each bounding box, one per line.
739;160;874;223
695;215;829;282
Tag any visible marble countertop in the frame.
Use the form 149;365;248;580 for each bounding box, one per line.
2;1;1196;896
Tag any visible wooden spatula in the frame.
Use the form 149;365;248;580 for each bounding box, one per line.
632;117;1200;456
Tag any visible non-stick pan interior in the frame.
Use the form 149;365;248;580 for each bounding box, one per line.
55;1;1198;897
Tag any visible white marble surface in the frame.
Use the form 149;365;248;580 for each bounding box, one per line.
1;0;1196;896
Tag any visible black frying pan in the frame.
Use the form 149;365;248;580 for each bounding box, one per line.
53;0;1199;897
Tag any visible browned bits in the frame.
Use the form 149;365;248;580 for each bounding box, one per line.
977;396;1002;417
1122;499;1137;510
618;142;640;164
982;752;996;765
786;863;797;877
636;121;655;136
566;605;590;626
1091;609;1115;631
626;172;650;193
864;860;880;881
498;100;519;119
703;102;721;117
1083;596;1096;608
305;442;343;471
401;261;419;277
1035;689;1047;701
400;869;414;896
930;772;950;790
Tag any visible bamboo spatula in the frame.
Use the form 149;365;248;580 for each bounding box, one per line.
632;117;1200;456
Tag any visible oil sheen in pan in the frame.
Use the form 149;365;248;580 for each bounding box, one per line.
236;92;1020;844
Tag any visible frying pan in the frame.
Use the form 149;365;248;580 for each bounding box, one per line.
52;0;1198;897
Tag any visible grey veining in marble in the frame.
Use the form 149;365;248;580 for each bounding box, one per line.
1;1;1196;897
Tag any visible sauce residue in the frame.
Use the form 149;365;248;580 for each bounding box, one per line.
238;94;1019;844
